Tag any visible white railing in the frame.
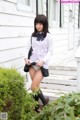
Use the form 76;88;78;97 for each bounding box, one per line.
75;46;80;91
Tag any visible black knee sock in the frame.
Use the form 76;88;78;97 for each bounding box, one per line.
37;89;47;105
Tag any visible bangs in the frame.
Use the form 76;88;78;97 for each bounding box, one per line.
35;19;43;24
34;15;46;25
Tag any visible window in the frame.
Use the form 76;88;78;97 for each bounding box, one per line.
52;0;58;25
25;0;30;6
19;0;30;6
36;0;64;27
17;0;36;13
48;0;64;27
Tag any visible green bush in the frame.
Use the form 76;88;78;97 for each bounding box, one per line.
0;67;37;120
31;92;80;120
1;67;80;120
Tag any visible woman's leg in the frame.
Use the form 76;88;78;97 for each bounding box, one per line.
29;67;39;101
30;68;43;101
29;67;41;112
31;69;43;91
31;69;49;106
29;67;36;81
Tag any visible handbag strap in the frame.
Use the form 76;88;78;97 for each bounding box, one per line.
31;35;32;46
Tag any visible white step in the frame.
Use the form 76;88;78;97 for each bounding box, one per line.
41;88;69;101
49;66;77;76
25;66;78;101
43;74;77;85
40;74;77;92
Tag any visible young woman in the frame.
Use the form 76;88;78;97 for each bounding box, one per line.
24;14;53;112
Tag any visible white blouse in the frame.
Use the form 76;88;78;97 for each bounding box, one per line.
24;33;54;69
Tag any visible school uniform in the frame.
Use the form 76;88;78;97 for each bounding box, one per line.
24;33;54;70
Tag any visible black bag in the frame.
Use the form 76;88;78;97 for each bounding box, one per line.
28;35;33;59
24;64;30;72
24;36;33;72
24;62;36;72
41;67;49;77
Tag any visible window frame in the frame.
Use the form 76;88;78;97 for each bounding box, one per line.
78;2;80;28
48;0;64;28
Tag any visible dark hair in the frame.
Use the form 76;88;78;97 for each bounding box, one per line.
32;14;49;37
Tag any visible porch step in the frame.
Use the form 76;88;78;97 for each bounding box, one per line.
49;65;77;76
26;65;77;101
40;74;77;92
40;65;77;100
41;88;69;101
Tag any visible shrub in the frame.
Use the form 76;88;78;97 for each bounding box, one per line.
31;92;80;120
0;67;37;120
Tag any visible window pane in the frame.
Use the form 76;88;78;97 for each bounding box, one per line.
52;0;58;21
53;2;56;20
25;0;30;6
19;0;30;6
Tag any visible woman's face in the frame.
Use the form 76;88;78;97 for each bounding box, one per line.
36;23;43;32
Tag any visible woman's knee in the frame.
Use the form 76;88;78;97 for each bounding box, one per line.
31;83;38;91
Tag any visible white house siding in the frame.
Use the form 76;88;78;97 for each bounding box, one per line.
0;0;80;75
0;0;35;75
49;3;80;68
75;4;80;48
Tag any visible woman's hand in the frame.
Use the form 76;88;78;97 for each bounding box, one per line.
24;58;30;65
36;60;44;67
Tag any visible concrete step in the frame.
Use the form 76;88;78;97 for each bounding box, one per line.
40;74;77;90
41;66;78;101
43;74;77;81
41;88;69;101
25;66;78;101
49;66;77;76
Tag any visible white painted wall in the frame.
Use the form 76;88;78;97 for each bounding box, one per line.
0;0;35;75
49;3;80;68
0;0;80;76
